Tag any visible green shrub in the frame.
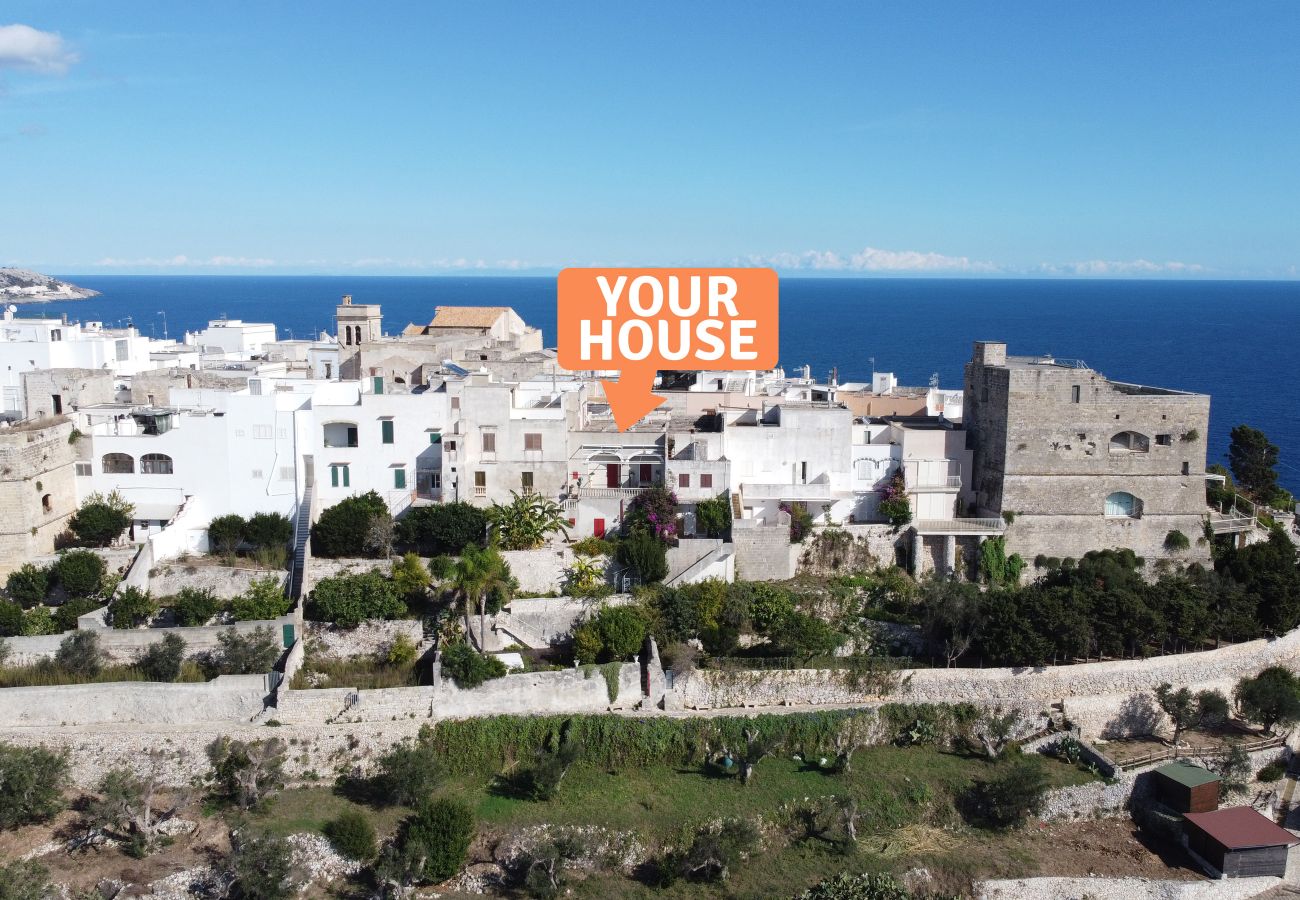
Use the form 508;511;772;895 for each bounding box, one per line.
324;809;377;861
308;571;405;628
20;605;56;636
960;758;1048;829
55;630;105;677
616;531;669;583
1164;530;1191;551
138;632;187;682
392;552;432;599
109;586;157;629
371;727;444;806
5;564;50;608
391;798;473;884
245;512;293;549
569;536;614;557
231;577;291;621
770;611;845;659
1257;759;1288;782
207;514;247;556
0;601;23;637
572;604;647;663
53;549;106;597
396;501;488;556
68;491;133;547
170;587;222;627
312;492;391;558
797;872;948;900
0;859;55;900
54;597;102;632
427;555;455;580
213;626;281;675
694;495;732;539
1235;667;1300;734
387;633;418;667
0;742;70;828
440;642;506;688
222;831;293;900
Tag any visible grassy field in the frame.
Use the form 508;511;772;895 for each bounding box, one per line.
255;745;1098;898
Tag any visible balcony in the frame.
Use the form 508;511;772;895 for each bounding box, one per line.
574;486;650;500
913;517;1005;535
742;482;843;501
906;474;962;492
474;486;487;497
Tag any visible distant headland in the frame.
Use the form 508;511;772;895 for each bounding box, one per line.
0;267;100;303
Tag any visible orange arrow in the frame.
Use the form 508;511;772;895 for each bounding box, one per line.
601;364;665;432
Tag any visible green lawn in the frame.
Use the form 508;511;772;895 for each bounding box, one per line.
257;746;1096;898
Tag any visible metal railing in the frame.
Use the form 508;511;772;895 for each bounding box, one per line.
906;475;962;491
1113;733;1284;771
913;517;1005;534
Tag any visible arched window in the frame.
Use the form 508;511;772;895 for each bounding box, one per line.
102;452;134;474
323;421;359;448
41;494;52;513
1109;431;1150;453
1105;491;1142;518
140;453;174;475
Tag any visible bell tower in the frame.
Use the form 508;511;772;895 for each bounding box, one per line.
335;294;383;380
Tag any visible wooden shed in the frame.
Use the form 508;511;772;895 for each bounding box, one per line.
1154;760;1221;813
1183;807;1299;878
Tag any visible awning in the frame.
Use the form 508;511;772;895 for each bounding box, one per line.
132;502;181;522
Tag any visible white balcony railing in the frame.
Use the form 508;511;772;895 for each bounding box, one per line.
913;517;1005;534
474;486;487;497
906;475;962;492
741;482;838;501
575;486;650;500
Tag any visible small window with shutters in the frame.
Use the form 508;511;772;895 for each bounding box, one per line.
482;431;496;453
393;467;406;489
525;433;542;451
381;419;394;444
679;473;690;488
700;473;713;489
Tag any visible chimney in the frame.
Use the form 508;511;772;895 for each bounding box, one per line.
341;294;353;306
973;341;1007;367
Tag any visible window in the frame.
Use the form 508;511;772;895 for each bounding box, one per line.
251;468;264;479
115;339;129;361
394;467;406;490
679;473;691;488
330;464;350;488
1109;431;1150;453
1155;434;1172;446
1182;461;1191;476
75;462;92;477
50;328;61;342
428;430;441;444
51;394;62;415
277;428;287;440
700;473;713;489
521;471;534;494
451;396;460;410
1071;385;1081;403
524;433;542;451
372;376;384;395
279;466;294;481
381;419;394;444
102;453;134;474
41;494;52;513
252;424;273;440
1104;491;1142;518
323;422;359;448
474;470;486;496
482;431;496;453
235;429;246;438
140;453;174;475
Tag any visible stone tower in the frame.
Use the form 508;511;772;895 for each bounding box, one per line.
0;417;78;575
335;294;383;381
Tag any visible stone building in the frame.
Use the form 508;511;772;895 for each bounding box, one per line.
0;416;78;574
964;341;1211;567
21;368;117;419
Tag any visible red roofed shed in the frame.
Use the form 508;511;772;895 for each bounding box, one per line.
1184;807;1299;878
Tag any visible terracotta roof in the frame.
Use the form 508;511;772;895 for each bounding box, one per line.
429;306;511;328
401;323;427;336
1184;807;1300;850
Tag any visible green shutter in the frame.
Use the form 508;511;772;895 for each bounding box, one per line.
429;432;441;444
330;465;339;487
372;376;384;395
342;465;350;488
394;468;406;489
381;420;394;444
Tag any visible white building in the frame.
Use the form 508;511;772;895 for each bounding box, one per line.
185;319;279;357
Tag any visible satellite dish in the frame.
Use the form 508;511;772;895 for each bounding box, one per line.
6;305;16;313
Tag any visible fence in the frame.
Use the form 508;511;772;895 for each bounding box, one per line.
1115;733;1286;771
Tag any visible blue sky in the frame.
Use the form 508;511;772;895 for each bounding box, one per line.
2;2;1297;277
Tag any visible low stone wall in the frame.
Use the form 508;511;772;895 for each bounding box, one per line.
799;523;899;575
676;630;1300;739
273;663;643;725
732;518;798;581
304;620;423;659
305;556;390;584
0;675;270;727
977;875;1282;900
149;562;286;600
2;614;298;666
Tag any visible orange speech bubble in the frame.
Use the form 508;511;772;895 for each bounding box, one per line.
557;268;779;430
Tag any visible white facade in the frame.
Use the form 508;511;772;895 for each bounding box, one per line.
186;320;279;357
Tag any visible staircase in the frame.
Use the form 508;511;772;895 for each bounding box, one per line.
288;481;314;601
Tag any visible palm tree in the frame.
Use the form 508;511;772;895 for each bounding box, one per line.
451;544;514;651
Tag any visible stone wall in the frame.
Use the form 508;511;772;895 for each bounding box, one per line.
0;675;270;727
2;614;299;666
304;620;423;659
0;417;78;575
798;523;900;575
732;517;798;581
21;368;116;419
501;546;573;595
149;562;287;600
674;629;1300;740
305;556;389;584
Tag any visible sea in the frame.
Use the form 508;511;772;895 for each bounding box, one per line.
26;275;1300;494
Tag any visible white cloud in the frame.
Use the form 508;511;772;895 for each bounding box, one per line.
345;257;533;271
0;24;79;74
93;255;277;269
748;246;999;273
1038;259;1210;276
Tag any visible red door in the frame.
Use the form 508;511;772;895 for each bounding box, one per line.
606;464;619;488
639;464;652;484
593;518;606;538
